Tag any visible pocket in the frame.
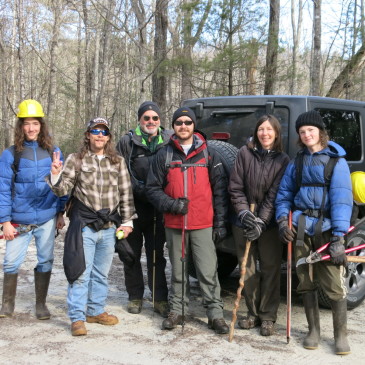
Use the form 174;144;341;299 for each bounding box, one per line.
108;169;119;186
80;166;96;185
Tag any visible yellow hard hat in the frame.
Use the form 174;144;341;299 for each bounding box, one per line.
17;99;45;118
351;171;365;203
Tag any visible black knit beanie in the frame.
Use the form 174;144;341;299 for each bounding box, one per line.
295;110;325;133
172;107;197;127
137;101;161;120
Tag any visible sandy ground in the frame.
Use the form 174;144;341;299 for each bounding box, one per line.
0;225;364;365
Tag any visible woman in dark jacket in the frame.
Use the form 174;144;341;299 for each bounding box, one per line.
228;114;289;336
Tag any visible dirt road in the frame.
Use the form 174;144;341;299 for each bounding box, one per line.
0;228;364;365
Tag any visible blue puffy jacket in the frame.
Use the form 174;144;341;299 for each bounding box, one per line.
0;141;67;225
275;141;353;236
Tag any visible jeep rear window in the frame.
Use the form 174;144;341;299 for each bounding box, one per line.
316;109;362;161
197;107;289;150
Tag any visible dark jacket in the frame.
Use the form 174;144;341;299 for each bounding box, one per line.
275;141;352;236
64;198;121;283
229;145;290;227
116;126;172;204
146;132;228;230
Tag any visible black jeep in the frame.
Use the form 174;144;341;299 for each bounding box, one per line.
182;95;365;309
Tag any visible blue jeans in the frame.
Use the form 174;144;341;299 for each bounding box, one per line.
3;218;56;274
67;225;116;323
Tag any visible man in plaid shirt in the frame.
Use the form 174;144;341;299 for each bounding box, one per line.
48;117;136;336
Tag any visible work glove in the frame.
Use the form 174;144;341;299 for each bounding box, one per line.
329;236;347;266
243;222;262;241
212;227;227;244
115;238;136;266
278;218;295;244
238;210;257;230
170;197;189;215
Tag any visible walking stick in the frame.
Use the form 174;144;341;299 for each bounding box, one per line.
181;167;188;334
286;211;293;344
152;211;156;310
228;203;255;342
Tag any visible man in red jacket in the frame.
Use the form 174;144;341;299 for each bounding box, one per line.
146;107;229;334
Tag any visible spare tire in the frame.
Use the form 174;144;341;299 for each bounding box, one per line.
207;140;239;175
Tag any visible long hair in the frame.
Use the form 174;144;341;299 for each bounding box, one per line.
14;118;54;153
76;130;120;164
248;114;284;152
297;128;329;149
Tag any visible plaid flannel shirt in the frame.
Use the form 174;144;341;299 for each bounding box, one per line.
50;151;137;224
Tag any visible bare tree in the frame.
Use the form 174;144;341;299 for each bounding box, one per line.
152;0;168;123
264;0;280;95
289;0;303;94
310;0;321;95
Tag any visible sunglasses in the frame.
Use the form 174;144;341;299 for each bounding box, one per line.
174;120;193;126
89;129;110;136
143;115;159;122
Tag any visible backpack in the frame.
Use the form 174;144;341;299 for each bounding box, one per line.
294;151;339;245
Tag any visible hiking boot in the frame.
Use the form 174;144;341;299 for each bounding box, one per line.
127;299;142;314
208;318;229;334
260;320;275;336
71;321;87;336
154;301;169;318
302;291;320;350
238;315;260;330
86;312;119;325
162;312;183;330
331;299;351;355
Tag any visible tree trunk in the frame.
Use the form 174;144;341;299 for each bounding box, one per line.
290;0;303;94
152;0;168;124
310;0;321;96
326;43;365;98
264;0;280;95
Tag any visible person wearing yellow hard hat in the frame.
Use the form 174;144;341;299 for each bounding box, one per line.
0;99;67;321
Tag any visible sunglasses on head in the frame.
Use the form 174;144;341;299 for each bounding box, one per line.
174;120;193;126
143;115;159;122
89;129;110;136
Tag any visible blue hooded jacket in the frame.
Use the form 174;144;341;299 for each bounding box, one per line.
275;141;353;236
0;141;67;225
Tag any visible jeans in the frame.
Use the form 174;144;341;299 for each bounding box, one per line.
3;217;56;274
67;225;116;323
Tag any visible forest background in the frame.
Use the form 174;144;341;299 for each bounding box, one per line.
0;0;364;154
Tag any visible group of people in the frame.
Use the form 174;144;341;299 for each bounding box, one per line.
0;98;353;355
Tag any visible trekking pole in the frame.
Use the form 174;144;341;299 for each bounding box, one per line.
152;210;156;311
228;203;255;342
181;167;188;334
286;211;293;344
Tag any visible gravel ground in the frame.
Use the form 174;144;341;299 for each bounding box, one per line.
0;224;364;365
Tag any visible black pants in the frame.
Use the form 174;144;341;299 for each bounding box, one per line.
122;205;168;302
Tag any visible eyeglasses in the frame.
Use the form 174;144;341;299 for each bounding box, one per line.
89;129;110;136
174;120;193;126
143;115;159;122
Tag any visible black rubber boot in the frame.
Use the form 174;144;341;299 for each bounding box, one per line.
330;299;351;355
34;270;51;320
0;273;18;318
302;291;320;349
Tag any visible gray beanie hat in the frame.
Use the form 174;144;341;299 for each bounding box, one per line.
295;110;325;133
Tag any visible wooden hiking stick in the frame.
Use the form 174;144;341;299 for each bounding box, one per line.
228;203;255;342
286;211;293;344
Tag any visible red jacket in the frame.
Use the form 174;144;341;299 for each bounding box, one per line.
146;132;228;230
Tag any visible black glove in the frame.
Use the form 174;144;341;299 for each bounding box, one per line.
243;223;262;241
255;217;266;232
238;210;256;230
329;236;347;265
115;239;136;266
212;227;227;244
170;197;189;215
278;218;295;244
